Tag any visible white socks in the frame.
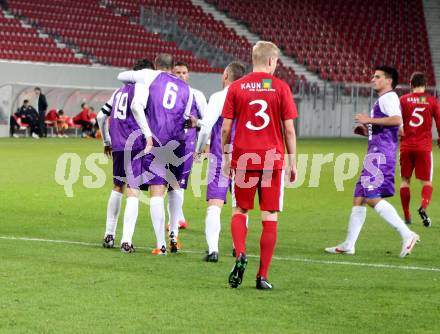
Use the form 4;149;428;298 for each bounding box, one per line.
168;189;184;236
150;196;166;249
121;196;139;245
105;190;122;237
374;199;412;240
205;205;221;253
345;206;367;249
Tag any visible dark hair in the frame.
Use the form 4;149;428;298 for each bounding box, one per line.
174;61;189;69
375;65;399;89
154;53;174;70
410;72;426;88
23;99;29;103
34;87;41;92
226;61;246;82
58;109;64;115
133;58;154;71
81;102;87;109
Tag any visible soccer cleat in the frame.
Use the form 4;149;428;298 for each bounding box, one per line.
418;207;431;227
102;234;115;248
178;220;188;229
404;218;412;225
256;277;273;290
151;245;167;255
324;243;355;255
228;253;248;288
166;220;188;231
400;232;420;258
204;251;219;262
169;231;181;253
120;242;135;253
232;248;236;257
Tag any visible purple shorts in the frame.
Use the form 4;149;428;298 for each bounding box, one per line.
112;150;143;189
206;153;230;202
142;141;187;187
354;158;396;199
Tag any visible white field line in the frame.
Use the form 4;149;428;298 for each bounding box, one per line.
1;235;440;273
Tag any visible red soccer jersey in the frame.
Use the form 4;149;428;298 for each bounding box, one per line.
222;72;298;170
45;109;59;121
400;92;440;152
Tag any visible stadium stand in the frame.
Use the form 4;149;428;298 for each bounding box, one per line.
103;0;300;89
0;9;88;64
208;0;436;85
6;0;217;72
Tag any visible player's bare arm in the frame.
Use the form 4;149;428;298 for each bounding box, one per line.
355;113;402;126
221;118;233;177
283;119;297;182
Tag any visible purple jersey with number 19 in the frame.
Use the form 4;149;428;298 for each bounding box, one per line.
109;84;145;152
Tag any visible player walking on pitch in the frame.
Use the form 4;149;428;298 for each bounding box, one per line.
194;61;246;262
399;72;440;227
326;66;420;258
221;41;298;289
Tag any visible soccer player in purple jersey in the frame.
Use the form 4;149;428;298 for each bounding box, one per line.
325;66;420;258
118;54;194;255
97;58;154;253
193;62;246;262
168;61;207;230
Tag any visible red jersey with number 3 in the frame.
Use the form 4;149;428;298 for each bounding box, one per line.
400;92;440;152
222;72;298;170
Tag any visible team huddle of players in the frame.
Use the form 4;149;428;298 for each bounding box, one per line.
96;40;440;290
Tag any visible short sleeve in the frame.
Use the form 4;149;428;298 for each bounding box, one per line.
379;93;401;117
281;83;298;120
221;86;235;119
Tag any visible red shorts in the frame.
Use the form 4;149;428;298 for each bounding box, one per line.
400;150;432;181
232;169;284;212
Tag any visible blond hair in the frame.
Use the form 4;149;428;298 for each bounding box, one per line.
252;41;280;66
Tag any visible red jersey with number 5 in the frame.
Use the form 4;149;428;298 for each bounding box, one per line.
222;72;298;170
400;92;440;152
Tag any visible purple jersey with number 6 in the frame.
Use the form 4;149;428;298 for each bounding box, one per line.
146;72;192;145
109;84;145;152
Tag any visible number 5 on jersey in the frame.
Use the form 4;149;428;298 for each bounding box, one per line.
246;99;270;131
409;107;425;127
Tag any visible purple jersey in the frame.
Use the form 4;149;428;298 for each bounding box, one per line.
146;72;192;145
355;91;401;198
108;84;145;152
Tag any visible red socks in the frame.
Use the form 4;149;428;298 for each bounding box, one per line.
257;221;278;279
400;187;411;220
231;213;247;257
421;185;433;209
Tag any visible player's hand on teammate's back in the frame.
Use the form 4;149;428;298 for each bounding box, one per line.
355;113;371;125
185;116;199;128
144;136;153;154
104;145;112;158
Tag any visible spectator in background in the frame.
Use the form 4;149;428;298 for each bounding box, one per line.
35;87;48;137
0;0;9;11
73;102;97;137
46;108;68;137
10;99;40;138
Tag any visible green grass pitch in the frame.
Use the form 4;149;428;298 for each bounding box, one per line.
0;138;439;333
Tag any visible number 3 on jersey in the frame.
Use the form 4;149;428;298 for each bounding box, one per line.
246;99;269;131
409;107;425;127
113;92;128;120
